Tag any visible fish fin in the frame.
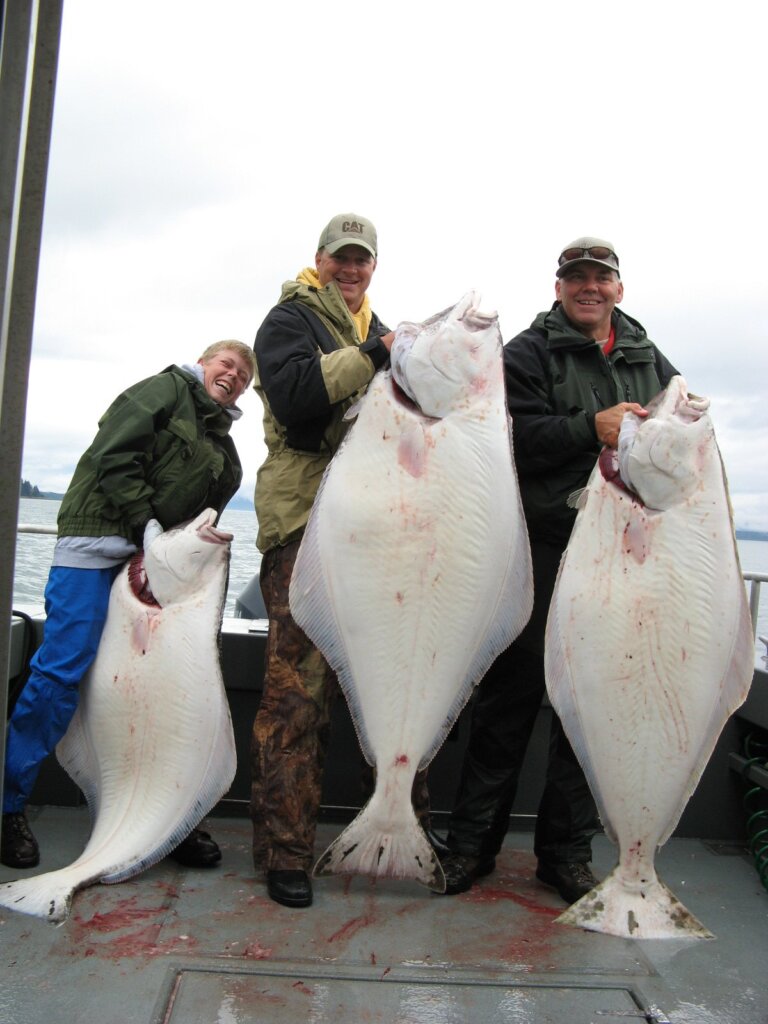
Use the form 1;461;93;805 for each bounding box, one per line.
416;418;533;770
313;801;445;891
101;849;169;884
56;701;101;823
469;417;533;672
418;507;533;771
0;870;77;924
656;567;754;848
343;399;362;422
566;487;588;510
544;595;617;841
555;867;713;940
101;711;237;884
289;471;376;764
101;803;228;883
720;551;756;715
99;833;186;883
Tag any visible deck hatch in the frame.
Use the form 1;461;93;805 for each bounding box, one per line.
159;966;652;1024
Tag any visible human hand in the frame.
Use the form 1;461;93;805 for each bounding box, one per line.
595;402;647;448
379;331;395;352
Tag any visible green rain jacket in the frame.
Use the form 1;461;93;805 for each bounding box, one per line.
253;279;389;553
57;365;242;542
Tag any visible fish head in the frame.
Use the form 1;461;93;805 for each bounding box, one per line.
390;291;502;418
617;375;715;510
142;508;232;608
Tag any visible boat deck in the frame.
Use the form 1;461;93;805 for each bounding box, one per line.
2;807;766;1024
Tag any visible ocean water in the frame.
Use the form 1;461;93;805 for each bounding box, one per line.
11;497;768;662
13;498;261;619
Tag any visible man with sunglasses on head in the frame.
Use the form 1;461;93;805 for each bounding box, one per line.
439;237;679;904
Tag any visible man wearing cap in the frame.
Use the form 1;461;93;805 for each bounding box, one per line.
440;237;679;903
249;213;443;908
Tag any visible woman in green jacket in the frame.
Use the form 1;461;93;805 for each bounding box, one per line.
1;341;255;871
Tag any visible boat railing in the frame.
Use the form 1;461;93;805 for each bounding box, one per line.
15;523;768;646
743;571;767;644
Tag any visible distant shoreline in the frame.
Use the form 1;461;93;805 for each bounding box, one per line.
736;529;768;542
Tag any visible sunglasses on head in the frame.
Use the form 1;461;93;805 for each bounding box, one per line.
559;246;617;265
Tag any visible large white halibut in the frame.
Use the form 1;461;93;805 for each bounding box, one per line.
289;293;532;891
0;509;236;923
545;377;753;939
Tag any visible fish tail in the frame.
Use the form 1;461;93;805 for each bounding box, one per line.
313;802;445;891
555;867;713;940
0;870;76;924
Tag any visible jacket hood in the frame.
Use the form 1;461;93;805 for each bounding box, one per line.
179;363;243;420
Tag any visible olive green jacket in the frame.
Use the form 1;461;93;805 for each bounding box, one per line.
57;365;242;542
253;280;389;552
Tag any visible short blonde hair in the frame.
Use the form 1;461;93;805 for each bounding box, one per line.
199;340;256;383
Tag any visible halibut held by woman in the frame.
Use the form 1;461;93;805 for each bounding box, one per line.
0;509;236;923
289;292;533;892
545;377;753;939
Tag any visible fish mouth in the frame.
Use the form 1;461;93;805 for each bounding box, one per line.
193;508;233;545
459;308;498;333
199;524;233;545
390;376;438;420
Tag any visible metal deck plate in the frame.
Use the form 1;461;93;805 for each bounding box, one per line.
161;966;646;1024
3;811;767;1024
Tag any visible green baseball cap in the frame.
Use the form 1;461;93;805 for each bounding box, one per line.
556;236;620;278
317;213;377;258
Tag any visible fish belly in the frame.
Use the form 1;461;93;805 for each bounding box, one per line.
545;455;753;938
292;371;532;887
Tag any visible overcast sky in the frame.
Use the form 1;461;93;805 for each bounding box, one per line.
21;0;768;531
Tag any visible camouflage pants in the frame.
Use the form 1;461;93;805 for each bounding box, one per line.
250;540;432;873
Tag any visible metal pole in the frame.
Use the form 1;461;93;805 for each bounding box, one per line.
0;0;63;810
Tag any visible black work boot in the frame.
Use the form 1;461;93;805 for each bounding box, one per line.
536;860;598;904
437;853;496;895
423;825;451;859
267;869;313;908
168;827;222;867
1;811;40;869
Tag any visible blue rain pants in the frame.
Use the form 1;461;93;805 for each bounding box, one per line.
3;564;120;813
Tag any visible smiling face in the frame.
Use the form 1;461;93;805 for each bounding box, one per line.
555;264;624;340
315;244;376;313
198;348;253;406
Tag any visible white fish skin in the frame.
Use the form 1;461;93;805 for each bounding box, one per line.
289;292;533;891
545;376;754;939
0;508;236;923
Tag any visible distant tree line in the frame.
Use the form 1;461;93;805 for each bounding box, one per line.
20;479;42;498
19;479;64;500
